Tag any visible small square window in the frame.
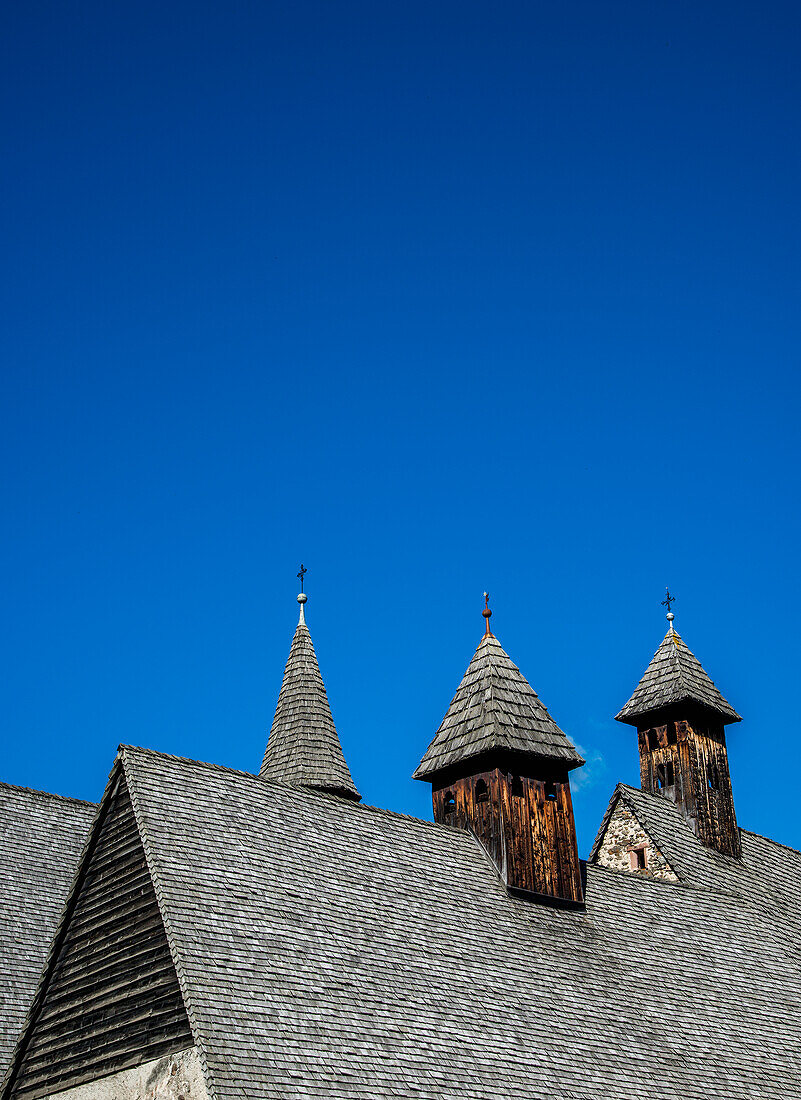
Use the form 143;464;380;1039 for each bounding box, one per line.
629;846;647;871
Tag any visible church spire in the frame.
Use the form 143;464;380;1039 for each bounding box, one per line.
260;582;360;802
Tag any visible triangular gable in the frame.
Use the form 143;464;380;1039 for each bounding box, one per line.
3;768;193;1100
590;787;680;882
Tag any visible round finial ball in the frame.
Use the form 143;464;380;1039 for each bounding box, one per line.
297;593;308;604
482;607;492;618
666;611;674;621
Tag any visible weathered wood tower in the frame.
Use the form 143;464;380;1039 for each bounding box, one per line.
413;598;585;906
616;611;742;858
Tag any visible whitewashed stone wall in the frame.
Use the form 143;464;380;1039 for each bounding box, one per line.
595;802;679;882
46;1047;209;1100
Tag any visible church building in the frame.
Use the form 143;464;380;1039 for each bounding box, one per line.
0;588;798;1100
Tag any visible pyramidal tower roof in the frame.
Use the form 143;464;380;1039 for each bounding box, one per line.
615;618;741;726
413;600;583;780
260;590;360;801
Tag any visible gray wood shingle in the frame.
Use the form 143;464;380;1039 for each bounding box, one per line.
413;633;583;779
0;784;95;1083
260;611;360;801
616;628;741;725
106;744;801;1100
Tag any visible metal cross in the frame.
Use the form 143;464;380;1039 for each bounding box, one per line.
297;564;307;592
661;587;675;614
484;591;490;610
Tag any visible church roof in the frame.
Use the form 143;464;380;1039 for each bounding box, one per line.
0;783;95;1079
413;632;583;779
7;744;797;1100
615;626;741;725
260;598;360;801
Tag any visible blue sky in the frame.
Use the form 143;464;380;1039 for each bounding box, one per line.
2;1;800;855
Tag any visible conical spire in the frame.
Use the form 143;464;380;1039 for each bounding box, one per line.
260;590;360;801
413;624;583;781
616;626;741;726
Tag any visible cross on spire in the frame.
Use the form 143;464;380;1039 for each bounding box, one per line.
297;564;307;592
661;587;676;633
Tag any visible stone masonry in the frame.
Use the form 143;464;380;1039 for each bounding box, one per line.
595;801;679;882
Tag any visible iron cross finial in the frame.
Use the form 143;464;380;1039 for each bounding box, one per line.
661;587;676;632
297;564;307;592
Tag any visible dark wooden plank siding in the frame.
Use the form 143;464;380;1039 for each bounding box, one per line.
433;766;583;905
637;714;740;858
9;777;192;1100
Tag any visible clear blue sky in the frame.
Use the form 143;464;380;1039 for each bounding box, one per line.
2;1;800;855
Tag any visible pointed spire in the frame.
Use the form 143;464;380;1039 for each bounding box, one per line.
413;604;583;780
615;625;741;726
260;583;360;802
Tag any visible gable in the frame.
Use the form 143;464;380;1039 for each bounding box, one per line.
592;796;679;882
0;786;95;1081
5;774;192;1100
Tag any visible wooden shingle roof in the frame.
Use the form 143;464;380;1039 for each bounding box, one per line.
0;784;95;1081
5;745;801;1100
259;603;360;801
616;628;741;725
413;633;583;779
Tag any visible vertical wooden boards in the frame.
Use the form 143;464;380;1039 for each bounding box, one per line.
636;714;741;858
432;765;583;905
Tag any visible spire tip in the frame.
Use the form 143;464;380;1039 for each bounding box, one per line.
482;591;493;637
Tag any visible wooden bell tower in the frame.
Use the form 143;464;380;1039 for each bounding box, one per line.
616;604;742;858
413;596;585;907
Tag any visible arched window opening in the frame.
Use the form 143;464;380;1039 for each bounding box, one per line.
708;761;720;791
544;781;558;801
475;778;489;804
511;774;524;797
443;791;455;817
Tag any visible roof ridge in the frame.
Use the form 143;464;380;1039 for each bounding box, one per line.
0;780;96;808
120;743;453;832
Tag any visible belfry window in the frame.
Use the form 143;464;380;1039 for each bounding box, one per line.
443;792;455;817
475;779;489;804
656;761;674;789
544;781;558;801
708;761;720;791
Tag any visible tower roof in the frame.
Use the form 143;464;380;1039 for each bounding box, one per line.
615;627;741;726
260;595;360;801
413;631;583;780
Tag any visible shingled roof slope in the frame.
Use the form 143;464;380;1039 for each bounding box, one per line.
616;628;741;725
109;745;801;1100
0;784;95;1079
413;633;583;778
260;610;360;800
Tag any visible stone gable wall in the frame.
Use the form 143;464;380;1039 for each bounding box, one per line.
595;802;679;882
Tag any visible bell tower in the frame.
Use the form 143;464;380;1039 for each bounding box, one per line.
413;596;585;907
615;601;741;858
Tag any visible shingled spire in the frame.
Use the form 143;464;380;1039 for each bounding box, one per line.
415;596;584;907
616;603;741;857
260;589;360;802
